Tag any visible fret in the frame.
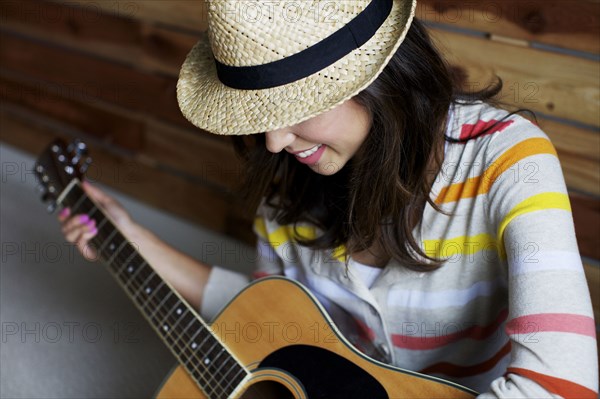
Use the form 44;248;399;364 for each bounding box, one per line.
115;250;140;282
149;291;179;321
86;205;99;218
123;260;147;290
110;243;134;275
171;311;197;347
223;357;245;391
79;197;96;214
69;190;88;214
63;185;83;209
131;271;157;308
93;214;109;235
141;280;165;309
222;366;247;392
97;228;119;256
105;239;128;265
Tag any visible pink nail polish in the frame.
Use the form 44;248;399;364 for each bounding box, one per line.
59;208;70;218
90;227;98;235
85;219;96;227
79;214;89;223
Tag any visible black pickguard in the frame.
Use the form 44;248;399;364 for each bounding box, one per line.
259;345;388;398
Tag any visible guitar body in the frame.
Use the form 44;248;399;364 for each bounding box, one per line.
156;277;475;399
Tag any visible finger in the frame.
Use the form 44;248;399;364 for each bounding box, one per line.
63;215;96;243
57;207;71;223
77;227;99;261
82;180;112;204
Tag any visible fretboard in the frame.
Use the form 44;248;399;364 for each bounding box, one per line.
60;180;247;398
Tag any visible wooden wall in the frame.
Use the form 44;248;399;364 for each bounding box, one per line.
0;1;598;329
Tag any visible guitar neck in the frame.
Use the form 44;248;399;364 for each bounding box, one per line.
59;180;247;397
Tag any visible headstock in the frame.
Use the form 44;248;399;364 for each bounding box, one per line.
34;138;92;213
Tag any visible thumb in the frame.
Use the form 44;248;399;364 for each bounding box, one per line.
81;179;112;205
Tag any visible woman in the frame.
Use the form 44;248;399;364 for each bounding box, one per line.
58;0;598;397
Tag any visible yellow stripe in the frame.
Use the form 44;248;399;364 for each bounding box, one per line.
253;217;268;241
332;245;348;263
497;192;571;258
436;138;557;204
423;233;499;260
265;224;318;249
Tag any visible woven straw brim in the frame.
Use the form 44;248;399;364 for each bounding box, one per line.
176;0;416;136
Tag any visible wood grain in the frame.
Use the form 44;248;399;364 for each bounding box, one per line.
156;278;477;398
418;0;600;54
429;28;600;128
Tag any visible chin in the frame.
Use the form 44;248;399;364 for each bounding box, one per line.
311;160;346;176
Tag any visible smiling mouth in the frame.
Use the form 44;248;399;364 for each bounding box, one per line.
295;144;323;159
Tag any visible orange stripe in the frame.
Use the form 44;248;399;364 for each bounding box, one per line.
435;137;557;204
507;367;598;399
419;341;511;378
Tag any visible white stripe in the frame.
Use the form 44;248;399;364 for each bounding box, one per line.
509;250;583;276
388;278;504;309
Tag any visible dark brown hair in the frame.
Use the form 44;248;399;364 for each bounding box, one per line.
231;18;537;271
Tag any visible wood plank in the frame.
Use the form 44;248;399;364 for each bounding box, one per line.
571;193;600;260
583;260;600;365
429;27;600;128
0;71;239;192
53;0;600;56
0;107;234;235
0;73;145;151
0;30;188;128
0;0;200;77
535;117;600;196
46;0;209;33
418;0;600;54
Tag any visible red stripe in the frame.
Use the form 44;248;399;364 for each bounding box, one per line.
458;119;514;141
354;317;376;341
505;313;596;338
507;367;598;399
391;309;508;350
419;341;511;378
252;271;274;280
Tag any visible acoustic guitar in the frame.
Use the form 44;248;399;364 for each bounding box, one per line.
34;138;477;398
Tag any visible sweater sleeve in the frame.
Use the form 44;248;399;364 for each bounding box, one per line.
477;121;598;398
199;201;285;321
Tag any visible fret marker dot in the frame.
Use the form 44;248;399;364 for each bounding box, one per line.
109;243;115;251
204;358;210;365
191;342;198;349
176;308;182;315
162;324;169;332
127;265;134;273
145;287;152;294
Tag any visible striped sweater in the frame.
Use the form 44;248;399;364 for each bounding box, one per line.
201;100;598;398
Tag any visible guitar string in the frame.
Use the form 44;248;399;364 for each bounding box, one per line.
96;223;238;398
66;189;243;398
94;216;235;399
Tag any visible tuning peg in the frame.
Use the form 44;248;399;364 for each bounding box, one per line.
46;202;57;214
79;156;92;175
76;141;87;152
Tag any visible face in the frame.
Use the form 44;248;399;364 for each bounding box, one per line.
265;99;372;176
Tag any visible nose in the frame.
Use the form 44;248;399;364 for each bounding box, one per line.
265;128;296;153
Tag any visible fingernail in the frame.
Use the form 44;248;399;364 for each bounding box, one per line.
79;214;90;223
59;208;70;218
85;219;96;228
90;227;98;235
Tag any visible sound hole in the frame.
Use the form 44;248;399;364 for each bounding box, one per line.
240;381;295;399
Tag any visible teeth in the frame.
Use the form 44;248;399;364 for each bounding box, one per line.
296;144;322;158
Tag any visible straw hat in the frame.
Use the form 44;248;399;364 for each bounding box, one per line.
177;0;417;135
